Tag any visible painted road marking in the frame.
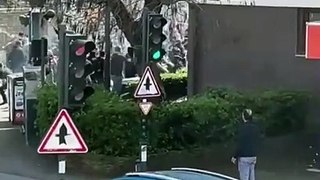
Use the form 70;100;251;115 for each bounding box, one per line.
0;127;20;131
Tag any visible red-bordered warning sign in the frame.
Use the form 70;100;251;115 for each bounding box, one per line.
134;66;161;98
37;109;88;154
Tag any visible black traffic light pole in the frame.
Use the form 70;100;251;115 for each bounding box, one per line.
104;2;111;91
141;8;150;68
135;8;150;172
57;24;67;109
57;24;67;175
40;38;45;86
135;10;167;172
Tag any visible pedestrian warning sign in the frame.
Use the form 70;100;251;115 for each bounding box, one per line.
37;109;88;154
134;66;161;98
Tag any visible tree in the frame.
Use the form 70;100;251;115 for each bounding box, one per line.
107;0;163;45
19;0;196;72
62;0;164;45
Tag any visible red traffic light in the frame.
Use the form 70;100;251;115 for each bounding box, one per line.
72;40;96;56
76;46;85;56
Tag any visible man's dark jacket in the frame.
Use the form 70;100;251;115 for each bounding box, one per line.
110;54;126;76
7;46;25;72
234;121;263;158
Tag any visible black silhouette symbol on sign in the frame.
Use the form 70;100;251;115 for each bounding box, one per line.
144;77;152;91
55;124;70;145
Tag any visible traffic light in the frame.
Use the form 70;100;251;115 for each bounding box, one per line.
19;14;30;26
30;37;48;66
66;35;96;107
147;14;167;62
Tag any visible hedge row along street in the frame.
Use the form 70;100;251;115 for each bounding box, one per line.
36;75;310;157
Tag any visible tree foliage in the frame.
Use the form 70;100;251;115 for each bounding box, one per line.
43;0;189;71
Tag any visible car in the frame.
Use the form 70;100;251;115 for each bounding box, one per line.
113;167;238;180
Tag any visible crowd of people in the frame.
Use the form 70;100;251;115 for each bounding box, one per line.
0;32;29;106
2;32;28;73
0;32;141;104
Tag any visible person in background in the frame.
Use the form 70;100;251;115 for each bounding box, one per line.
124;53;137;78
7;41;26;73
17;32;28;46
110;46;126;94
0;63;11;105
231;109;263;180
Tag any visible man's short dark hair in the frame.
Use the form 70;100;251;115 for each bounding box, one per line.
243;109;253;121
15;41;22;46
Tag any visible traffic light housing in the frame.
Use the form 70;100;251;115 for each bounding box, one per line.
147;14;167;62
66;35;96;107
19;14;30;26
30;37;48;66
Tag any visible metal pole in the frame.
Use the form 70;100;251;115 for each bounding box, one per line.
139;98;148;171
141;8;150;69
57;24;66;108
57;24;67;175
40;38;45;86
103;3;111;91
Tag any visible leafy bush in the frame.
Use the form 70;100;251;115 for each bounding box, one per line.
35;83;311;157
35;84;58;137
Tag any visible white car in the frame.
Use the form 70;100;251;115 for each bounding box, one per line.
113;167;238;180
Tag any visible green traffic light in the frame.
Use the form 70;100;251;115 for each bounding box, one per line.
152;50;161;60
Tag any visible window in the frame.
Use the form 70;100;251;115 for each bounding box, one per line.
296;8;320;55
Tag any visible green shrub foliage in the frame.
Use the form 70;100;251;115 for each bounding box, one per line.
35;76;310;157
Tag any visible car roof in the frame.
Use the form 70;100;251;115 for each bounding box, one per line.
124;172;179;180
113;176;159;180
170;167;238;180
121;168;238;180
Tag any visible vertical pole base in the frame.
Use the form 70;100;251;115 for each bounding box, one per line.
139;144;147;171
135;159;147;172
58;155;66;174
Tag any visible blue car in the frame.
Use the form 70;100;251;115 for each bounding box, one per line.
113;167;238;180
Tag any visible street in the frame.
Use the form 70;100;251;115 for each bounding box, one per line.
0;104;105;180
1;99;320;180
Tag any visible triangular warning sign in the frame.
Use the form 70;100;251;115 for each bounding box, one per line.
37;109;88;154
134;66;161;98
139;102;153;115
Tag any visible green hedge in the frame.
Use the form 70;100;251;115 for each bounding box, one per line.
36;82;311;157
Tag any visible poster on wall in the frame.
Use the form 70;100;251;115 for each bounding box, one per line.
14;84;24;111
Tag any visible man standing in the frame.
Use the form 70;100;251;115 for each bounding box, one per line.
7;41;26;73
231;109;262;180
110;47;126;94
0;63;11;105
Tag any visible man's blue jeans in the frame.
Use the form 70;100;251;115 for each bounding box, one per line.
111;75;123;95
238;157;257;180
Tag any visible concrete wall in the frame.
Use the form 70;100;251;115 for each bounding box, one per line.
188;4;320;95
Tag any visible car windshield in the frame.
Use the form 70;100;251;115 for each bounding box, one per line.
155;170;231;180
